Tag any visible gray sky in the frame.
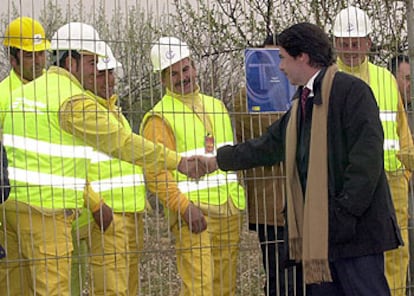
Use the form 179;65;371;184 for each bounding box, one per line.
0;0;179;19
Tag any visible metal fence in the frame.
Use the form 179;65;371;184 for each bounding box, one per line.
0;0;413;295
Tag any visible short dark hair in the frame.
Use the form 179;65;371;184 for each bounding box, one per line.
7;47;20;64
52;50;81;67
388;54;409;77
278;22;335;68
262;33;279;47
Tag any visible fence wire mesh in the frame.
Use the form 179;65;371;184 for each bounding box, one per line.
0;0;412;295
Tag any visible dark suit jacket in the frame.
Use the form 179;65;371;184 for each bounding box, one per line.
1;143;10;203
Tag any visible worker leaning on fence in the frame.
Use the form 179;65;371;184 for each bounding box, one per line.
0;17;49;126
0;22;208;296
71;43;147;296
333;6;414;296
141;36;246;296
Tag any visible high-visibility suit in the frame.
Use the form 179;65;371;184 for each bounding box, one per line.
338;57;414;296
141;86;245;296
71;93;147;296
0;66;181;295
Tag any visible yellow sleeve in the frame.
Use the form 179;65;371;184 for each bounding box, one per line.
83;182;103;212
141;115;190;215
397;94;414;150
397;94;414;176
397;98;413;150
59;96;180;173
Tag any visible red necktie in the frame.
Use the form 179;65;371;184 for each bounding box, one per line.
301;87;311;119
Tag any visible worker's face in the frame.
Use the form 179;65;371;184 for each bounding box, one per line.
95;69;115;99
71;54;99;94
162;57;197;95
11;49;46;81
278;47;307;86
334;36;371;67
396;61;411;105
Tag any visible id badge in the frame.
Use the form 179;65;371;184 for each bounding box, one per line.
205;134;215;154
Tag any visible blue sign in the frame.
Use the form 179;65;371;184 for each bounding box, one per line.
245;48;295;112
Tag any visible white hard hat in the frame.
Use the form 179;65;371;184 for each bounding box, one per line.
150;36;190;72
333;6;372;37
50;22;107;56
97;43;122;71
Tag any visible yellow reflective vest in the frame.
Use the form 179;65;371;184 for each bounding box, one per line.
338;60;402;172
368;63;401;172
2;69;92;209
143;94;246;209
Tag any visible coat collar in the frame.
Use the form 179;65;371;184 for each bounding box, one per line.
312;67;328;105
292;67;327;106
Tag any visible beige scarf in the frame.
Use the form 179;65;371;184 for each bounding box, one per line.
286;64;338;284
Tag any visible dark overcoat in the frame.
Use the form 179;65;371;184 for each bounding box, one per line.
217;69;402;260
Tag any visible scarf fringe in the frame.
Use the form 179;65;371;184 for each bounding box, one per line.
303;259;333;284
289;238;302;260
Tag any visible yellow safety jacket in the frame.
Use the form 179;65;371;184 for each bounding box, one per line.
368;63;402;172
2;69;92;209
143;94;245;209
338;59;402;172
87;95;146;213
0;70;28;125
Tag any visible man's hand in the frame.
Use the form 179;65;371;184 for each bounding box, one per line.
182;203;207;234
177;156;218;179
92;202;113;232
202;156;219;175
397;147;414;171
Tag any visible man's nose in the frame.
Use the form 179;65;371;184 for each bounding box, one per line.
34;52;45;64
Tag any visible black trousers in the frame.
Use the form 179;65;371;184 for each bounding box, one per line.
306;253;390;296
250;224;304;296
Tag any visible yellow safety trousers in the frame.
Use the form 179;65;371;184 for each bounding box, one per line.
385;173;410;296
173;214;242;296
0;205;75;295
71;212;144;296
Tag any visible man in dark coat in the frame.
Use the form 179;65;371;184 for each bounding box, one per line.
203;22;402;296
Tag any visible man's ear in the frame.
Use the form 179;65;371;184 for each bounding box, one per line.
192;66;198;79
298;52;309;64
63;55;77;74
160;72;167;87
366;37;372;48
9;54;19;70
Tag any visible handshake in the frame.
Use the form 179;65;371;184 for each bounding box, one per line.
177;155;219;179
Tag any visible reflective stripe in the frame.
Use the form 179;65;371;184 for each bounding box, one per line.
11;97;47;112
384;139;400;151
2;134;92;159
9;167;86;190
182;141;233;157
379;112;397;122
177;173;238;193
90;174;145;192
89;150;113;163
